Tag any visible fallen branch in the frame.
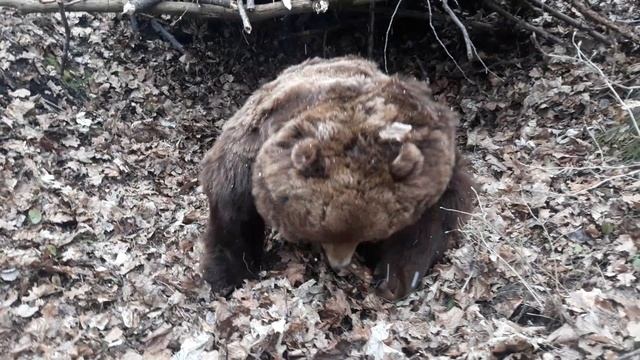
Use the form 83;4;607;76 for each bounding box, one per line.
198;0;232;7
569;0;640;44
122;0;162;15
482;0;564;44
150;18;186;53
0;0;378;22
57;0;71;75
524;0;613;45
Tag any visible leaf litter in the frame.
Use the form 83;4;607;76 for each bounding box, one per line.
1;2;639;359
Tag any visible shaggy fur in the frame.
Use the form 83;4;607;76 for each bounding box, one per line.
199;56;475;300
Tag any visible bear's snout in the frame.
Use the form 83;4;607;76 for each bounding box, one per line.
321;242;359;270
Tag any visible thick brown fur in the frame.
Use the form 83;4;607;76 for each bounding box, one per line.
199;56;475;300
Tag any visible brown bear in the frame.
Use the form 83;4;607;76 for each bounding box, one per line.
199;56;475;301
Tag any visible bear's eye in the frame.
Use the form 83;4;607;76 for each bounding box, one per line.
291;128;304;140
343;137;357;155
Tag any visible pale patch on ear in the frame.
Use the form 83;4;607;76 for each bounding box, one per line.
316;121;339;141
391;142;424;180
379;122;412;142
291;138;320;171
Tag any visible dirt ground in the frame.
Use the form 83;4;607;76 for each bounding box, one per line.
1;3;639;359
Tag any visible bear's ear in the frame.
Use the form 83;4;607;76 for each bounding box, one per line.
391;142;424;180
291;138;320;172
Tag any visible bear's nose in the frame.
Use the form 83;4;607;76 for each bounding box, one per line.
321;242;358;271
326;255;351;270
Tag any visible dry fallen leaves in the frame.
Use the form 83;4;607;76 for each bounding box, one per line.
1;2;640;359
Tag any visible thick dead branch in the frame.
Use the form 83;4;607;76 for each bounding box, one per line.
123;0;162;14
482;0;563;44
569;0;640;44
150;19;186;53
524;0;612;45
0;0;380;22
198;0;232;7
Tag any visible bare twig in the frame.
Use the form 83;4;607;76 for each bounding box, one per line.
57;0;71;76
521;200;562;293
383;0;403;73
441;0;472;60
584;120;605;162
568;32;640;137
440;0;496;77
442;188;546;309
569;0;640;44
426;0;473;83
367;0;375;59
524;0;612;45
150;19;186;53
619;348;640;360
347;7;496;33
568;169;640;196
236;0;252;33
482;0;564;44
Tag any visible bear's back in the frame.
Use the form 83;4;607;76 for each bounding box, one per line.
222;56;392;139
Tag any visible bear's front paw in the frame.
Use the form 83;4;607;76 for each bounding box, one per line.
200;251;257;295
372;261;425;301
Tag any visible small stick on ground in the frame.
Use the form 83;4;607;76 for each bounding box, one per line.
57;0;71;76
568;32;640;137
482;0;564;44
524;0;613;45
569;0;640;44
368;0;375;58
236;0;252;33
150;19;186;53
441;0;473;60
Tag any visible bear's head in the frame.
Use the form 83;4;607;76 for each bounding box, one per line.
251;77;458;270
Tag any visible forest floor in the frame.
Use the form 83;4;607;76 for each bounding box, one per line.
1;2;639;359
